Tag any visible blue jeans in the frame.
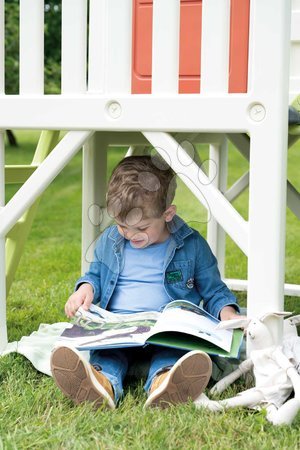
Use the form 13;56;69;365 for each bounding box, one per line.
90;346;188;403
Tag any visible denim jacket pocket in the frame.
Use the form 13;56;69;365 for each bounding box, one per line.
165;260;193;291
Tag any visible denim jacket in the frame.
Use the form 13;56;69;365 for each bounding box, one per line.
75;215;239;319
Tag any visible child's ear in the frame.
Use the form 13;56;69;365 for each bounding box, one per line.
164;205;176;222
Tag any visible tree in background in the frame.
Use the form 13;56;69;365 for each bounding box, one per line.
5;1;61;145
5;0;61;95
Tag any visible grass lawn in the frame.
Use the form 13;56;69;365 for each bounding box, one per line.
1;130;300;449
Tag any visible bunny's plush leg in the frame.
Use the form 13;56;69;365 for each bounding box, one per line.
210;359;253;394
267;366;300;425
218;389;264;408
194;393;224;411
266;399;300;425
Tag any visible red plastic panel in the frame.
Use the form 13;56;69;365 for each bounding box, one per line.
229;0;250;93
131;0;249;94
132;0;153;94
179;0;202;93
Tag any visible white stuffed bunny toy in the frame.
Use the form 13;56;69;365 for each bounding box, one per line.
194;312;300;425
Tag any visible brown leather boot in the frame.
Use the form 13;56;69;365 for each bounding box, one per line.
145;350;212;408
51;345;115;409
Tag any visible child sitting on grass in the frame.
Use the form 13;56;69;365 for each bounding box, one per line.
51;155;242;409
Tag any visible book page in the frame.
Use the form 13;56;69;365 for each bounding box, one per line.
58;305;159;350
150;301;233;352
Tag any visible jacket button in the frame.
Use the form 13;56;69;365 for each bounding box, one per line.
186;278;194;289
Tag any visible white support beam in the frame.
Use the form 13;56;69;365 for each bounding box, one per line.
227;133;250;159
0;131;94;238
152;0;180;94
201;1;230;277
0;94;251;131
207;138;228;278
19;0;44;94
229;133;300;217
226;278;300;298
225;172;250;203
143;131;248;255
61;0;88;94
82;133;108;273
247;0;291;343
0;131;7;351
287;180;300;219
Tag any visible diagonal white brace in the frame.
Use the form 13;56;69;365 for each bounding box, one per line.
0;130;94;238
225;171;250;203
228;133;300;218
143;131;249;255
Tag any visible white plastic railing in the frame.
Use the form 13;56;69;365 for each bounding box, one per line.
61;0;87;94
19;0;44;95
152;0;180;94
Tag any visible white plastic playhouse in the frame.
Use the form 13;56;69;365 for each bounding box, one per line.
0;0;300;353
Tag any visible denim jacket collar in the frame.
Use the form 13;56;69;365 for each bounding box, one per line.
107;215;193;250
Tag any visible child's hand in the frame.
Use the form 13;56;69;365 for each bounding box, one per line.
220;305;247;321
65;283;94;318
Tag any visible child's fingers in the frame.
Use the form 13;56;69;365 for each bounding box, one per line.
65;295;83;318
82;294;93;311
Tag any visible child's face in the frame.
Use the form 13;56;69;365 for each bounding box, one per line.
115;206;176;249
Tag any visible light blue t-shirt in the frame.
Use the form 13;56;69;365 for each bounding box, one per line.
108;237;172;314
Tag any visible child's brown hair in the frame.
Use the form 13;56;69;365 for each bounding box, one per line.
107;155;176;221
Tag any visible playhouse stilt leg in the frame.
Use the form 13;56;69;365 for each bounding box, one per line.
0;131;7;352
207;137;228;278
247;128;288;346
82;132;108;274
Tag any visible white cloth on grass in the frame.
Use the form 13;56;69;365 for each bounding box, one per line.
1;322;90;376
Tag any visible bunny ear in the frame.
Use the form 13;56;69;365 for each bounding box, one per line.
260;311;292;322
215;318;250;330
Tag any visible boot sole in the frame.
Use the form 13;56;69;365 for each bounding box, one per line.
50;345;115;410
144;350;212;408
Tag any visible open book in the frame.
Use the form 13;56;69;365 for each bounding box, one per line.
58;300;243;358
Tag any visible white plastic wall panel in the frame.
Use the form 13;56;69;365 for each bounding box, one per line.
152;0;180;93
19;0;44;94
290;1;300;101
61;0;88;94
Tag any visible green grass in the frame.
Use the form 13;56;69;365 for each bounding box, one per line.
1;130;300;449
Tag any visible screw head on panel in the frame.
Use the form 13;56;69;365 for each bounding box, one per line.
107;101;122;119
249;103;266;122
